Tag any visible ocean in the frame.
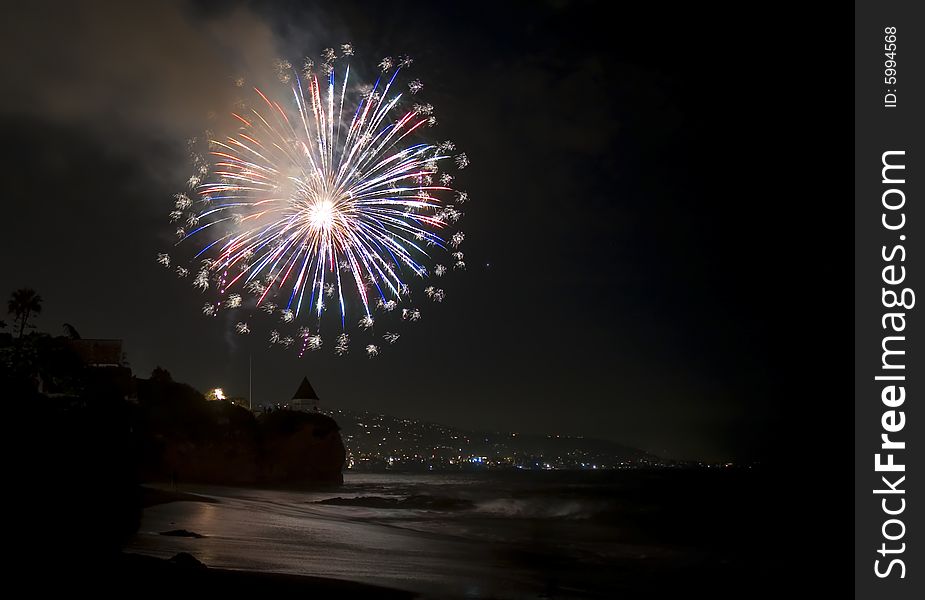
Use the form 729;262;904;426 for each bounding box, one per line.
126;470;783;599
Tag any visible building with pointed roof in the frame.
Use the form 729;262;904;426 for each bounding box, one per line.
289;376;320;412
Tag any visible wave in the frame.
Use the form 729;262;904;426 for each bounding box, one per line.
315;494;475;511
472;497;605;519
316;493;607;520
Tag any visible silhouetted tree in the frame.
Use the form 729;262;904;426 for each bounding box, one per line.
62;323;81;339
150;366;173;383
8;288;43;339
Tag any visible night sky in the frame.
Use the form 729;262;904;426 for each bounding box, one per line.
1;1;851;461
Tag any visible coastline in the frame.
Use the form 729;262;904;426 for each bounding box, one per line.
125;485;416;598
119;553;416;597
141;485;220;508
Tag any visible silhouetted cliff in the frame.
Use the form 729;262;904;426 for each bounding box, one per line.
136;377;345;485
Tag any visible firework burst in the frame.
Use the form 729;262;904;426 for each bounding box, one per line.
161;46;468;356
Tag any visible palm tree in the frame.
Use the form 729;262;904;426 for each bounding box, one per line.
8;288;43;339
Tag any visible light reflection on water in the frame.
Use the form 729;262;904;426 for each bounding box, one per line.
125;472;685;599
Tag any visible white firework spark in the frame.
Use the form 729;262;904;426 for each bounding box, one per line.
274;58;292;82
402;308;422;322
246;281;266;295
377;299;397;312
193;270;210;291
335;333;350;356
174;193;192;209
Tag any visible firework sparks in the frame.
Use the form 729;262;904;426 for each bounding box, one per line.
377;299;397;312
335;333;350;356
193;269;210;290
308;334;323;350
402;308;422;322
166;46;468;356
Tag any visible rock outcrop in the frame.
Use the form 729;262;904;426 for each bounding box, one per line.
136;378;345;486
259;410;346;485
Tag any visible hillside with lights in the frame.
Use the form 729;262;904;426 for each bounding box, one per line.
324;408;661;472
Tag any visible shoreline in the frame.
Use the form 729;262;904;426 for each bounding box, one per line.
133;484;417;597
65;553;417;598
141;484;221;508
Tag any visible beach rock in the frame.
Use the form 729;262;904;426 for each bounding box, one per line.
160;529;206;538
167;552;207;569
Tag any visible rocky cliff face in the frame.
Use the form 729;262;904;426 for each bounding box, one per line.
259;410;346;485
136;379;345;486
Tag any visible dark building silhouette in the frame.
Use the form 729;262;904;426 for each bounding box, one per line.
290;376;320;412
